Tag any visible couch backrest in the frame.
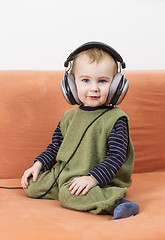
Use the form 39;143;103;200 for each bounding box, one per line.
0;70;165;178
121;70;165;173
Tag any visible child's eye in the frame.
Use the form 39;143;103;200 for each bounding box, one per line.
82;79;89;83
99;79;107;83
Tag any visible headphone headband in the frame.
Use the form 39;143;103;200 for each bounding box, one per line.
64;41;126;69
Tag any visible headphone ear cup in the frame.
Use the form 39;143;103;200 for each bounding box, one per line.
116;77;129;105
108;73;129;105
61;73;81;105
67;74;81;105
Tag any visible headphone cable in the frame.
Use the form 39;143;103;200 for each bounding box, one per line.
0;186;23;189
36;107;113;199
0;107;112;195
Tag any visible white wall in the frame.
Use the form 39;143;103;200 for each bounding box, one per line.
0;0;165;70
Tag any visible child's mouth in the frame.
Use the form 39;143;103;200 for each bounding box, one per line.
89;96;99;99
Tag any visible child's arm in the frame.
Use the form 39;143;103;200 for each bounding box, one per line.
21;122;63;189
89;117;128;187
21;161;43;189
69;175;98;196
34;122;63;171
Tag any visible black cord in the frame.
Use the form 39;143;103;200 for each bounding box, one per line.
37;107;113;199
0;107;113;195
0;186;23;189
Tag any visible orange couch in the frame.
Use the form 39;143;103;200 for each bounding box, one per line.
0;70;165;240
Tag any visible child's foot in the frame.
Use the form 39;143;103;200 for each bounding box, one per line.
111;199;139;220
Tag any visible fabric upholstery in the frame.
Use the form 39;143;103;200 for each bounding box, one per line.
0;70;165;239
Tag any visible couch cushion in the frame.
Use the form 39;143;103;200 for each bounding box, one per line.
0;172;165;240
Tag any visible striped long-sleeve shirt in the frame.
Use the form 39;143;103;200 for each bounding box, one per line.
34;117;128;187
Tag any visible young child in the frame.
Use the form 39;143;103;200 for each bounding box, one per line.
21;42;139;220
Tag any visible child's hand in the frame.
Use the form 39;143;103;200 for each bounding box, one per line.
21;161;43;189
69;175;98;196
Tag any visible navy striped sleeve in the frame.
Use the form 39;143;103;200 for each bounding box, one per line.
89;117;129;187
34;122;63;171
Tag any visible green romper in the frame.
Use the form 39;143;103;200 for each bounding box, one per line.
25;107;134;215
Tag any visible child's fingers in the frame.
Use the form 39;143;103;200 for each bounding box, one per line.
74;186;85;196
70;181;87;195
21;175;28;189
69;178;81;190
71;185;85;195
69;181;82;194
69;182;76;191
69;183;80;194
33;170;39;182
70;178;78;183
71;185;79;194
82;185;90;195
21;168;33;188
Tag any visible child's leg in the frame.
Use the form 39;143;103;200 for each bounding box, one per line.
59;180;127;215
111;199;139;220
24;168;59;200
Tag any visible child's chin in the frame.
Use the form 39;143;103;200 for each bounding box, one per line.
86;103;100;107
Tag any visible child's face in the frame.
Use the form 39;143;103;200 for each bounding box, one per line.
74;54;116;107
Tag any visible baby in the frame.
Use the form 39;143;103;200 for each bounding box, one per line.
21;42;139;220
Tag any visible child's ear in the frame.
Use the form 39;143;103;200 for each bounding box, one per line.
61;73;81;105
107;73;129;105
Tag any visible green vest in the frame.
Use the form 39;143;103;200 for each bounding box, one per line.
56;107;134;189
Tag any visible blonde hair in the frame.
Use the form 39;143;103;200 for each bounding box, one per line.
71;48;118;75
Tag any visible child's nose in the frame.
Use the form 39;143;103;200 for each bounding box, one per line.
90;82;99;92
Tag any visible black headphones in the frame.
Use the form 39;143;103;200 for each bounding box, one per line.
61;41;129;105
